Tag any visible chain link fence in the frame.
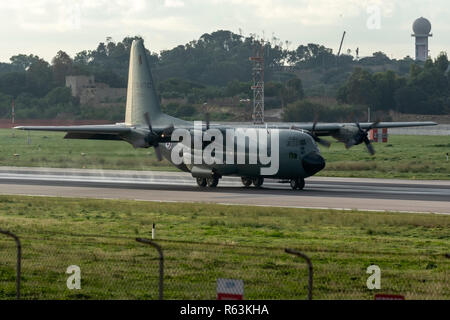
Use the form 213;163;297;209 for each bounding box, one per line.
1;231;449;300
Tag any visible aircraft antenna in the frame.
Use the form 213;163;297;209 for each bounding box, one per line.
250;39;265;124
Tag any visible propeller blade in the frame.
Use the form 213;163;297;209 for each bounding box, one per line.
154;145;163;161
205;112;210;131
162;124;175;138
316;137;331;148
144;112;153;132
366;122;380;134
363;137;376;155
311;122;331;148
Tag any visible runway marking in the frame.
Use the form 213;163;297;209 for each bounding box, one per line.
1;168;449;215
2;192;448;216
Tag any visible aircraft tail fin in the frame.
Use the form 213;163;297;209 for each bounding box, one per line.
125;40;162;126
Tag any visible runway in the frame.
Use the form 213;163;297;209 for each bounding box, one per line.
0;167;449;214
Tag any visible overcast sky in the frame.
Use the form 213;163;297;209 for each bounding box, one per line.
0;0;448;63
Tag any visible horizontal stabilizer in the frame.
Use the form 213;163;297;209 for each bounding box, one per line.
64;132;123;141
14;125;131;134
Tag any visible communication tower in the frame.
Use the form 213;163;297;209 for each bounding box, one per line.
250;40;265;124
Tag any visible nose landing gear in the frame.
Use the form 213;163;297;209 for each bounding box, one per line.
290;178;305;190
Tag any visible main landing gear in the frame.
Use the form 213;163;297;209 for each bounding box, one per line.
290;178;305;190
196;177;219;188
241;177;264;188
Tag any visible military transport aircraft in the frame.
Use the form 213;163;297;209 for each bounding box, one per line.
15;40;437;191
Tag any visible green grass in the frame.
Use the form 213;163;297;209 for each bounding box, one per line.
319;135;450;180
0;129;174;171
1;129;449;179
0;196;448;300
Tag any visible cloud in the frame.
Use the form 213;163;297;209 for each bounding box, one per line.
164;0;185;8
207;0;396;26
0;0;448;62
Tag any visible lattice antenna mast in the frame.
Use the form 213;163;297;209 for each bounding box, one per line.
250;39;265;124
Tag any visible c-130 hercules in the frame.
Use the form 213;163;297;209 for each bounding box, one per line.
16;40;436;190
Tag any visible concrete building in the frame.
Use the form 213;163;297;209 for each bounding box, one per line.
412;17;432;62
65;75;126;106
65;75;95;97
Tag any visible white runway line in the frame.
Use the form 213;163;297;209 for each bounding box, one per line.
0;167;449;215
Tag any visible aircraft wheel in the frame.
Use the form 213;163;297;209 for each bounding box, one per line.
196;177;207;187
297;178;305;190
252;177;264;188
241;177;252;187
290;178;305;190
206;177;219;188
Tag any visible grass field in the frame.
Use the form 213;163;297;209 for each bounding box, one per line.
0;196;448;300
1;128;449;179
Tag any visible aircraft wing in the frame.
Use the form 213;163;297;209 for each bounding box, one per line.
14;124;133;141
278;121;437;133
14;124;132;133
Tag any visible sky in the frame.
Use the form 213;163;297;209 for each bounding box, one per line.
0;0;449;63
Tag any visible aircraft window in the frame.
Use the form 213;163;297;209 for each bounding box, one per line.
287;140;300;147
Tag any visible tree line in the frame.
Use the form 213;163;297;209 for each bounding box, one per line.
0;30;448;121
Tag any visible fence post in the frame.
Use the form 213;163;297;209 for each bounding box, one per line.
285;248;313;300
136;238;164;300
0;229;21;300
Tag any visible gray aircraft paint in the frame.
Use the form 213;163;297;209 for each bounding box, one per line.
125;39;189;128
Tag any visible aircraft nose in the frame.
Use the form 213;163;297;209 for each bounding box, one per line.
302;152;326;176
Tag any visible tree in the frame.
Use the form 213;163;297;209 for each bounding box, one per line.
283;100;325;122
435;52;449;74
52;50;73;85
10;54;41;71
339;68;377;106
372;70;398;110
27;58;53;96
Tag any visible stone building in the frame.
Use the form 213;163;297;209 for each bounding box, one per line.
65;75;126;106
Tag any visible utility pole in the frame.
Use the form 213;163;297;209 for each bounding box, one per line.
250;40;265;125
11;98;15;137
11;98;15;126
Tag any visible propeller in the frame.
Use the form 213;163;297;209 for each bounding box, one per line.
310;122;331;148
345;120;379;156
143;112;163;161
290;123;331;148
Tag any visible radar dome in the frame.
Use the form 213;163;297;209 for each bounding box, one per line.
413;17;431;35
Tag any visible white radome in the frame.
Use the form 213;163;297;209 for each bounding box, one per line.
413;17;432;35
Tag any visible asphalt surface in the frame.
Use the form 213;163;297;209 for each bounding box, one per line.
0;167;449;214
